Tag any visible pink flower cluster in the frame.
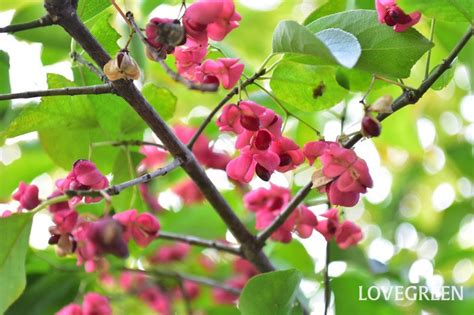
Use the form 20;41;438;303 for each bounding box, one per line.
12;181;40;210
56;292;112;315
55;160;109;207
149;242;191;264
316;209;363;249
375;0;421;32
145;0;244;89
304;141;373;207
213;258;258;304
218;101;304;183
119;271;172;315
44;160;160;272
244;184;318;243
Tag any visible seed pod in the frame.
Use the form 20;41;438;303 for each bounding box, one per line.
103;50;141;81
361;115;382;138
255;164;272;181
369;95;393;114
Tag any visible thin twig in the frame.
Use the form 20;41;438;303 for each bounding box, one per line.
177;278;193;315
126;268;241;295
158;231;242;256
187;68;266;148
92;140;167;150
324;242;330;315
256;183;313;245
71;51;108;82
0;15;54;33
425;19;436;79
126;11;218;92
0;84;113;101
66;159;182;198
360;74;376;106
374;75;414;90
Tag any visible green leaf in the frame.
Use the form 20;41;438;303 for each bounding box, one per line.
307;10;433;78
240;269;302;315
6;272;81;315
398;0;473;23
77;0;111;22
142;83;177;121
0;212;33;314
87;12;121;57
303;0;347;25
270;61;348;112
430;64;455;90
267;242;315;279
0;0;41;10
4;74;97;139
0;50;11;108
272;21;361;68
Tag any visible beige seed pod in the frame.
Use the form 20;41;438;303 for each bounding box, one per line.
103;50;141;81
311;168;333;189
369;95;393;114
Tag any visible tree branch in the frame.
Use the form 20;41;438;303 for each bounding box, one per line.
126;12;218;92
0;84;114;101
45;0;274;272
187;68;266;148
158;231;242;256
65;159;182;198
256;183;313;245
0;15;54;33
127;268;241;295
324;242;330;315
257;26;474;245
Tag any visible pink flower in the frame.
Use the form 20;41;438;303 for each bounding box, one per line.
375;0;421;32
294;205;318;238
82;293;112;315
216;103;243;134
119;271;148;292
1;210;13;217
56;304;82;315
315;208;340;241
56;160;109;206
244;184;291;212
174;39;208;79
206;0;241;41
183;0;240;43
233;258;259;278
139;287;171;315
315;209;363;248
139;183;162;212
113;209;160;247
270;137;305;172
335;220;363;249
72;222;98;268
48;191;70;213
303;141;338;166
174;125;230;170
12;182;40;210
149;243;190;264
51;209;79;234
172;179;205;205
226;147;280;182
196;58;244;89
212;276;245;304
139;145;168;169
174;281;201;300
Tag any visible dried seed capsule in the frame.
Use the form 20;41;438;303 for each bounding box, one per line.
103;50;141;81
361;115;382;138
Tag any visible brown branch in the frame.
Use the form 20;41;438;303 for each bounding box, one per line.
0;15;54;33
92;140;167;150
126;11;218;92
65;159;182;198
187;68;266;149
0;84;114;101
126;268;241;295
324;242;330;315
258;26;474;245
45;0;274;273
158;231;242;256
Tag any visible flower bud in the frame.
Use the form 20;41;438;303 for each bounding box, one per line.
369;95;393;113
361;115;382;138
103;50;141;81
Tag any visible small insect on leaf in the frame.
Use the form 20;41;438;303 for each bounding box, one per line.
103;50;141;81
312;81;326;99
